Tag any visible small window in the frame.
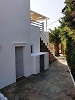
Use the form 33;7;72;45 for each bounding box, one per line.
31;45;33;53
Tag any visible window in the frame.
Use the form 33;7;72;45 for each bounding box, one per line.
31;45;33;53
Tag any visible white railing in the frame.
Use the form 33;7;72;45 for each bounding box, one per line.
40;31;55;55
31;20;44;31
40;31;49;45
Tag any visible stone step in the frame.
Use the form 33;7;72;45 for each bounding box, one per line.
40;38;57;63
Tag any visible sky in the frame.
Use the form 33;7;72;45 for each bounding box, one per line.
30;0;65;30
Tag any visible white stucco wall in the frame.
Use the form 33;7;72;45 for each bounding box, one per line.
31;25;40;53
0;0;33;89
31;52;49;74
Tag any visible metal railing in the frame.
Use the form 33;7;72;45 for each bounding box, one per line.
31;20;44;31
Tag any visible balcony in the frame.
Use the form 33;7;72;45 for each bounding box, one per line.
30;10;49;31
31;20;44;31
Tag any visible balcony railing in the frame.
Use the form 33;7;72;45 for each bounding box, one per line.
31;20;44;31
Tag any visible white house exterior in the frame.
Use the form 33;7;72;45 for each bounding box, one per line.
0;0;49;89
31;25;49;74
31;25;40;53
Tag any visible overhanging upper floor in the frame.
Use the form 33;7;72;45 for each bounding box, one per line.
30;10;49;31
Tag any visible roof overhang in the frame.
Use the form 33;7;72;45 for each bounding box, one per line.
30;10;49;21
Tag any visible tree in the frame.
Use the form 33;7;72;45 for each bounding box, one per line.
59;18;74;54
62;0;75;30
49;27;61;56
61;0;75;75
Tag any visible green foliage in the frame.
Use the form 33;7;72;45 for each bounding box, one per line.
62;0;75;29
49;27;61;56
49;27;61;45
66;36;75;71
61;0;75;72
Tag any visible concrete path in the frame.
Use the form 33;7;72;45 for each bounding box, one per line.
0;55;74;100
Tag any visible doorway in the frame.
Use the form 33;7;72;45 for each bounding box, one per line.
40;54;44;72
15;47;24;79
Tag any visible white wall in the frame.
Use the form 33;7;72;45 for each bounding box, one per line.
44;52;49;70
31;55;40;74
31;25;40;53
31;52;49;74
0;0;33;89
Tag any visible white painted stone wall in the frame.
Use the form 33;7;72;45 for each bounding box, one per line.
31;25;40;53
31;52;49;74
0;0;33;89
0;93;7;100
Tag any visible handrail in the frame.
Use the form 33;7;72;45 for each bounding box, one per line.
40;32;48;44
40;32;55;55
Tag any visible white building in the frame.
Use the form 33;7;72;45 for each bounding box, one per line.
0;0;49;89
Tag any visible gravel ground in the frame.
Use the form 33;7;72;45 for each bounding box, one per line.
0;55;74;100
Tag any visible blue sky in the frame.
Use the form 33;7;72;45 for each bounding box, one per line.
30;0;65;30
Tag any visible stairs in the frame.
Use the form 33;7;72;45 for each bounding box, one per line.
40;38;57;63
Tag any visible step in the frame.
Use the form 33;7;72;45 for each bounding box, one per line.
40;39;56;63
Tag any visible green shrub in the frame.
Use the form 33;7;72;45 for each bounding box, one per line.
66;36;75;72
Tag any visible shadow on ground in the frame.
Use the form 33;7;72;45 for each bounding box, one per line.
0;55;74;100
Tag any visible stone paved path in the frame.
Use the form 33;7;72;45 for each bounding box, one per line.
0;55;74;100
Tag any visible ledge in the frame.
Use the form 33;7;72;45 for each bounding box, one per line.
67;65;75;87
13;42;27;46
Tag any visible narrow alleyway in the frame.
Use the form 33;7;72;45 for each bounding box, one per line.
0;55;74;100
